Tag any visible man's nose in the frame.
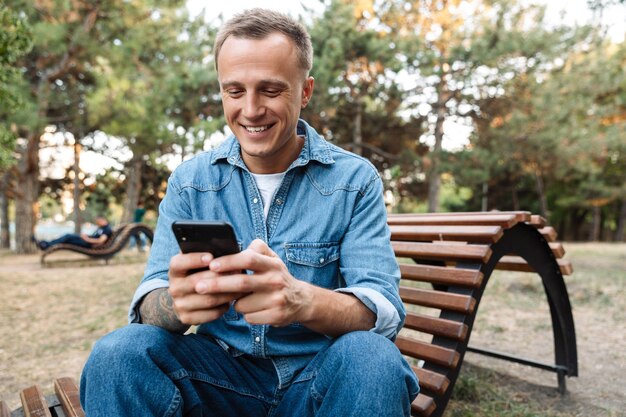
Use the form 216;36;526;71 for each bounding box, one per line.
242;93;265;119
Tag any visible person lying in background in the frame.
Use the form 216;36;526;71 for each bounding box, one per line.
33;215;113;250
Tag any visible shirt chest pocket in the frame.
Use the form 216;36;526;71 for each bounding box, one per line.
284;242;340;288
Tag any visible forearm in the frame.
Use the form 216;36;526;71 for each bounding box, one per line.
138;288;190;334
83;235;106;245
301;284;376;338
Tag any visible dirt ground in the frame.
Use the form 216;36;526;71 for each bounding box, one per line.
0;243;624;415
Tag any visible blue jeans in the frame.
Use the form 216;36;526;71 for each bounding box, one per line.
41;233;91;249
80;324;419;416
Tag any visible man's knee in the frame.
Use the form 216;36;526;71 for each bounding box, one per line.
331;331;398;360
326;331;410;376
311;331;419;406
85;324;174;371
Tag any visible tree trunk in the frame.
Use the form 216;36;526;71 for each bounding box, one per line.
14;132;40;254
0;171;11;249
73;140;83;233
353;98;363;156
481;182;488;211
122;156;143;223
534;166;549;220
615;198;626;242
427;74;448;213
511;186;520;211
589;204;601;241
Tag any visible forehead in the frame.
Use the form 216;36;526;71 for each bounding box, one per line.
217;33;303;84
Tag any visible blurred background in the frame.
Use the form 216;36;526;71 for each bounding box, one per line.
1;0;624;252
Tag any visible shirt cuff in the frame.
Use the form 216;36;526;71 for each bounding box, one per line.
128;278;170;324
335;287;401;339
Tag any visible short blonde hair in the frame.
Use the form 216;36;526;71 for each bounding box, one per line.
214;8;313;73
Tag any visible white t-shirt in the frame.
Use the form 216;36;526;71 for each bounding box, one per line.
250;172;286;220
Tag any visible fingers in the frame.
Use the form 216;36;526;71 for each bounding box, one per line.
170;252;214;278
248;239;278;257
175;302;231;325
173;292;241;316
209;239;281;274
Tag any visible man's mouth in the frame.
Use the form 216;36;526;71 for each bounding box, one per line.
243;124;272;133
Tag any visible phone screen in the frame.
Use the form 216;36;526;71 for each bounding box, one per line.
172;221;240;258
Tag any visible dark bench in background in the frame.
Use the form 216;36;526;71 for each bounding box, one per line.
40;223;154;266
2;211;576;417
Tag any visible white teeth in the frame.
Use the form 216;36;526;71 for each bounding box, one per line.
245;125;269;133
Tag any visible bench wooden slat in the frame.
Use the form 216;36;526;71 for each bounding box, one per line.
404;312;468;341
539;226;558;242
549;242;565;258
400;263;483;288
20;385;52;417
411;393;437;417
412;366;450;396
400;287;476;314
55;377;84;417
390;225;503;243
530;214;547;228
0;401;10;417
393;241;492;263
496;256;574;275
396;336;460;368
388;213;522;228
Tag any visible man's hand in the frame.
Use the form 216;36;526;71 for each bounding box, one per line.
196;239;313;327
196;239;376;337
168;252;246;325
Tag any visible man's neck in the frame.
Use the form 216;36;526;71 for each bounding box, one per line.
244;135;305;174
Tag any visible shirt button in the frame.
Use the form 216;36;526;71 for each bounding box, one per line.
276;199;283;205
255;336;261;343
253;198;259;204
319;258;325;264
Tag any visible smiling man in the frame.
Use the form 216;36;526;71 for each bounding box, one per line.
80;8;419;417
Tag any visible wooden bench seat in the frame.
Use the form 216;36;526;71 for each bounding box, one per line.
0;377;83;417
40;223;154;265
4;211;576;417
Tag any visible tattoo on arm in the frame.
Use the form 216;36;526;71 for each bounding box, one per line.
139;288;190;334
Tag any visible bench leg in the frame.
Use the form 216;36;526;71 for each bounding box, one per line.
557;368;567;395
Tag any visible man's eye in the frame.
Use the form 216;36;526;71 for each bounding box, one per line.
227;90;243;97
264;89;280;96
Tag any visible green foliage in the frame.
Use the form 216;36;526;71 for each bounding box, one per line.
0;4;32;169
0;125;16;168
0;4;32;103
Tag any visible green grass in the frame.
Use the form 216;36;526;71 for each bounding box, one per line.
447;364;565;417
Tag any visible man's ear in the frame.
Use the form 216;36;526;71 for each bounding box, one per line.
301;76;315;108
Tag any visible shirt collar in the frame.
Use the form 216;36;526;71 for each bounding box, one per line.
211;119;335;170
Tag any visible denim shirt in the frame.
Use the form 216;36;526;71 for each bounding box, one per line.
128;120;403;385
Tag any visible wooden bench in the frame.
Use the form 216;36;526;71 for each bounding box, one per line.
4;211;576;417
40;223;154;265
388;211;576;417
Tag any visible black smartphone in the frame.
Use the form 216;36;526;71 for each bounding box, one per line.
172;220;240;257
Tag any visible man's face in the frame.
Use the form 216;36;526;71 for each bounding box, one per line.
217;33;314;174
95;217;107;227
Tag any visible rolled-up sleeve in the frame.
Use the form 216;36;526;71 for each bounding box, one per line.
336;287;400;339
338;172;404;340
